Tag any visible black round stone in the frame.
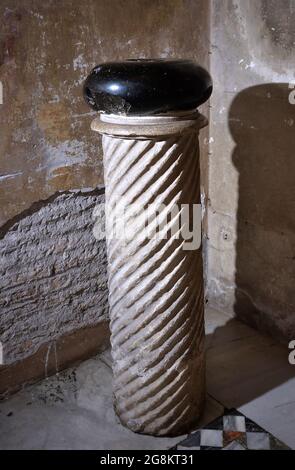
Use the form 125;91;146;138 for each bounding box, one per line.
83;59;212;116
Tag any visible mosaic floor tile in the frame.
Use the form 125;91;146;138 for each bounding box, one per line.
200;429;223;448
246;432;270;450
177;445;201;450
223;441;246;450
223;430;244;447
174;409;290;450
223;415;246;432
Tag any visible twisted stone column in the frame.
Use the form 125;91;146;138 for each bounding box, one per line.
92;113;206;436
83;60;212;436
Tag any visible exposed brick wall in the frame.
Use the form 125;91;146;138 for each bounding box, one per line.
0;189;108;365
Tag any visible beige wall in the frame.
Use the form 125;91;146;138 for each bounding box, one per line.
207;0;295;341
0;0;210;226
1;0;294;361
0;0;210;381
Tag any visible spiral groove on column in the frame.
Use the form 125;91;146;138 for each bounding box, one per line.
100;121;205;436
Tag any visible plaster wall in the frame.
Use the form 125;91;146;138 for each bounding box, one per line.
207;0;295;341
0;0;210;226
0;0;210;373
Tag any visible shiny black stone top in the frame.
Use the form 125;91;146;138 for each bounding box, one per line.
83;59;212;115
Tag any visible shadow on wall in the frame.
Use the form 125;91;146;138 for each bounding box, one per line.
229;84;295;343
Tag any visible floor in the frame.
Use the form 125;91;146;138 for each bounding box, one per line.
0;307;294;450
174;408;289;450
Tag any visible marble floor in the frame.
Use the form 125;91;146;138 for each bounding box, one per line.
0;307;294;450
174;408;289;450
205;307;295;449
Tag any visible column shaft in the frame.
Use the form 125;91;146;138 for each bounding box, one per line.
96;114;205;436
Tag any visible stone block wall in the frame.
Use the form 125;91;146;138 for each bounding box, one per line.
0;190;109;394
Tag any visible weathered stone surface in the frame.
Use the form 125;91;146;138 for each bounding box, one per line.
0;0;209;227
207;0;295;342
0;321;110;398
93;114;206;436
0;190;108;365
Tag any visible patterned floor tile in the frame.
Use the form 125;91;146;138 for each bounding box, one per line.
223;431;244;447
223;415;246;432
200;429;223;448
174;408;290;450
246;432;270;450
223;440;246;450
177;445;201;450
